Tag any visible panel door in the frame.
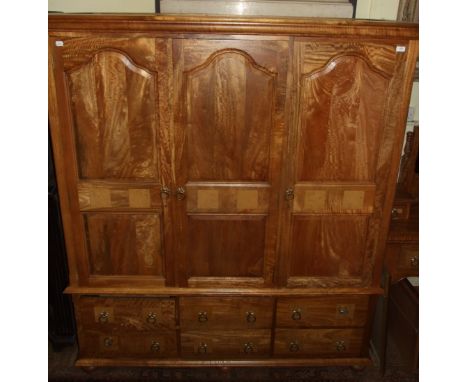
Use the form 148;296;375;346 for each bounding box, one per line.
49;36;174;287
172;38;289;287
279;40;413;287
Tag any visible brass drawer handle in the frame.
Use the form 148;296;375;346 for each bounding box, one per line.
244;342;254;353
104;337;113;348
98;311;109;323
338;306;349;316
336;340;346;352
198;343;208;354
246;311;256;323
176;186;186;200
289;341;300;352
146;312;157;324
198;311;208;323
151;341;160;352
410;256;419;268
291;309;302;321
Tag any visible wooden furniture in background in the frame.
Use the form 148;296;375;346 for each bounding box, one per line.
48;14;418;369
371;125;419;374
397;0;419;23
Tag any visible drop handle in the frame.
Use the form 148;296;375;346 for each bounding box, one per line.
198;311;208;322
291;309;302;321
176;186;186;200
246;311;256;323
103;337;114;347
150;341;160;352
338;306;349;316
198;343;208;354
289;341;300;352
98;311;109;323
285;188;294;201
244;342;254;353
146;312;157;324
336;340;346;352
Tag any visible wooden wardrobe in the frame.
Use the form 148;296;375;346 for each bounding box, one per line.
48;14;418;368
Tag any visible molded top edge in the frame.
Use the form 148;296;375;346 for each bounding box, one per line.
48;13;418;39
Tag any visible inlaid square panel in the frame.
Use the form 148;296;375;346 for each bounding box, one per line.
304;190;327;210
78;182;161;210
292;184;375;214
236;190;259;210
186;184;269;214
197;190;219;210
342;190;365;210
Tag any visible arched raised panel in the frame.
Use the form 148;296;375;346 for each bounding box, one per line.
184;50;276;181
297;54;390;182
67;50;159;180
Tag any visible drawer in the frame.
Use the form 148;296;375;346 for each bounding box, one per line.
276;296;369;328
75;296;176;331
179;297;274;330
274;328;364;357
181;330;271;358
398;246;419;274
78;330;178;358
388;279;419;373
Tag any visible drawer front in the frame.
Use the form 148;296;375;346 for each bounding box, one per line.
181;330;271;358
274;328;364;357
78;330;178;358
276;296;369;328
179;297;274;330
76;296;176;331
398;246;419;274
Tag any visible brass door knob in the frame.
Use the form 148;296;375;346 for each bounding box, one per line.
285;188;294;201
160;186;171;199
104;337;113;347
98;311;109;323
198;311;208;322
244;342;254;353
146;312;157;324
291;309;302;321
336;340;346;352
176;186;186;200
289;341;300;352
198;343;208;354
151;341;161;352
246;312;256;323
410;256;419;268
